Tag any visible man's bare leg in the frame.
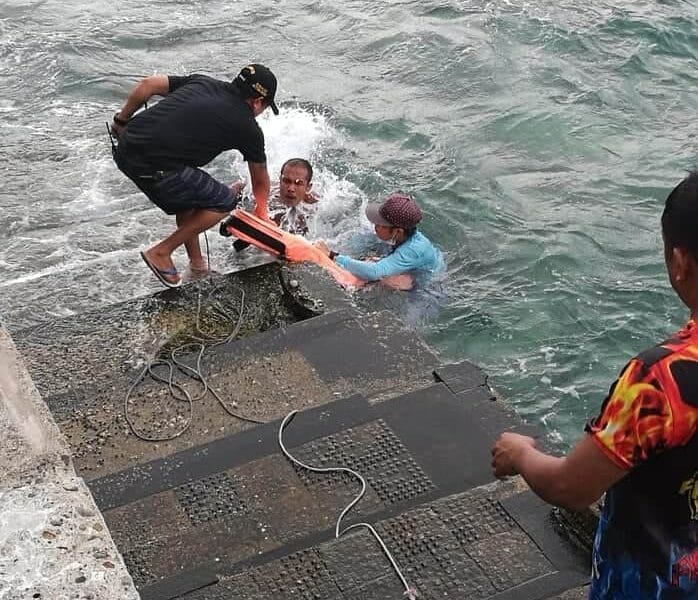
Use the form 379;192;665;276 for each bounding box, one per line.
143;209;226;282
176;210;207;271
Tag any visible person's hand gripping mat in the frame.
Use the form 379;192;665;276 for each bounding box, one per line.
222;209;365;289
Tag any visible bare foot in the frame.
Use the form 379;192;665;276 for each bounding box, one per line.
186;263;220;282
189;261;209;274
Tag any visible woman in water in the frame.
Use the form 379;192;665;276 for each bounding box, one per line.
316;192;444;290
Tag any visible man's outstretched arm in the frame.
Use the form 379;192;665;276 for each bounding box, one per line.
248;161;271;220
491;432;627;511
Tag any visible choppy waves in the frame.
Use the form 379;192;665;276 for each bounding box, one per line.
1;0;696;448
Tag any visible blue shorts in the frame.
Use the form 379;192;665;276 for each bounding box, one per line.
114;148;236;215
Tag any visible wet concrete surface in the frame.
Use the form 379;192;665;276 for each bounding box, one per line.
9;263;593;599
0;325;139;600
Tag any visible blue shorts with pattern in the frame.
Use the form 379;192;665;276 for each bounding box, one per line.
113;147;236;215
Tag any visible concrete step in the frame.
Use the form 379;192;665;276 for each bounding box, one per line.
7;266;593;600
94;378;589;600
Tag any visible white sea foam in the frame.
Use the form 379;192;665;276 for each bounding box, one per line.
230;105;366;243
0;249;134;288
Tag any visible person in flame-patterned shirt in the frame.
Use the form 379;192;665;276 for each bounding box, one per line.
491;172;698;599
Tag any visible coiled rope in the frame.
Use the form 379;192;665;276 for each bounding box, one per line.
123;249;418;597
124;281;265;442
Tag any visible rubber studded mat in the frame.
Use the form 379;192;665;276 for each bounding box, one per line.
94;379;588;600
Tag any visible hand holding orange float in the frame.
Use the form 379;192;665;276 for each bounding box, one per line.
221;209;365;289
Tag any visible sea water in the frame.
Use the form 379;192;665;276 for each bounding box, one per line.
1;0;696;449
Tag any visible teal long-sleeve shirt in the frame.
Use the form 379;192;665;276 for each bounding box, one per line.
335;230;444;283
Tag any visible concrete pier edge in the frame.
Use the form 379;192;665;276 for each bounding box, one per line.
0;324;139;600
0;263;598;599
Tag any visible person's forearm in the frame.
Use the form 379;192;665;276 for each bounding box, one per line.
515;446;584;510
335;252;410;281
335;256;384;280
251;177;270;218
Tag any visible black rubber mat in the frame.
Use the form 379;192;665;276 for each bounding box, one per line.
9;267;590;600
90;392;372;510
95;377;588;599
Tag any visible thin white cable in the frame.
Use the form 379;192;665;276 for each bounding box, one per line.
278;410;419;599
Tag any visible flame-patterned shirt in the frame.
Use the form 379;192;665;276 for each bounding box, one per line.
586;319;698;599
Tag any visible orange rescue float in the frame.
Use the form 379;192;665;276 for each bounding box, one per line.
222;209;365;289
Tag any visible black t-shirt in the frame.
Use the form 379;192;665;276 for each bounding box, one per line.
119;74;266;171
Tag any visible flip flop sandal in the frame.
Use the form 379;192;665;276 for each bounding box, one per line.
140;250;181;288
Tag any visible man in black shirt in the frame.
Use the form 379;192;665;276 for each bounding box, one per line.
111;64;278;287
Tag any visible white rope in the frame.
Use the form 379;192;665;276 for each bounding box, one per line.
278;410;419;599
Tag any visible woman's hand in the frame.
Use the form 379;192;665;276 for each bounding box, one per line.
380;274;414;291
314;240;331;256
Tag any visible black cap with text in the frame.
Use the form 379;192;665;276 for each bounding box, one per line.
234;64;279;115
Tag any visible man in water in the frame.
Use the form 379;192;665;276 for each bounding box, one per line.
227;158;317;237
491;172;698;599
315;192;444;290
270;158;318;235
111;64;279;287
